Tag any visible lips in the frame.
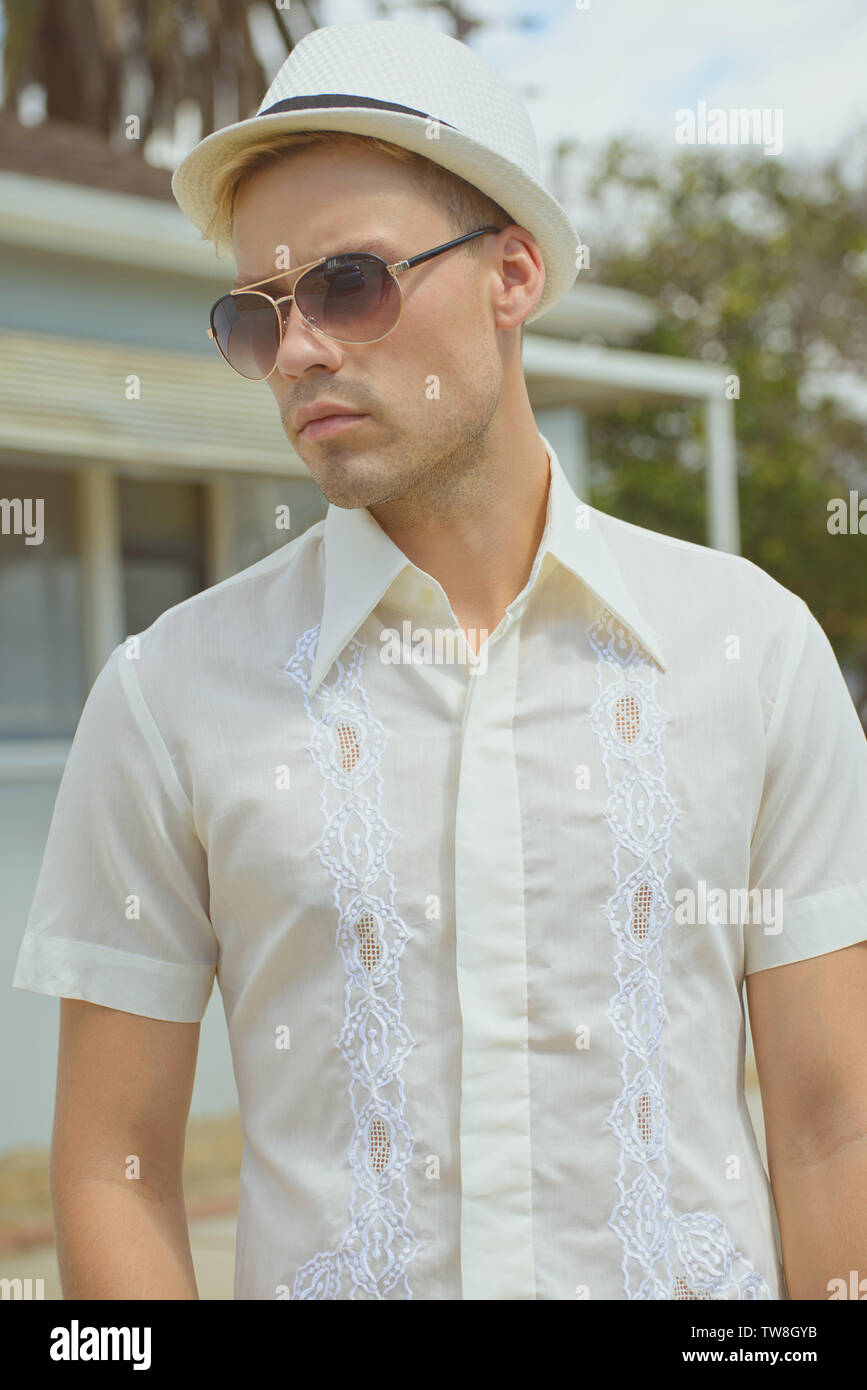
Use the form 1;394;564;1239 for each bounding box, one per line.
294;402;365;434
298;412;370;442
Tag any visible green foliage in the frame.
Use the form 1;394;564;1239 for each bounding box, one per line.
574;136;867;682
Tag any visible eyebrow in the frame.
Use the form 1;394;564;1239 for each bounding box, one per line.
232;237;397;291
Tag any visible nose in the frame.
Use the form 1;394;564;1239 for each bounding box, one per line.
272;295;343;376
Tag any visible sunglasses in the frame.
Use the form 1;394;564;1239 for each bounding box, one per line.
207;225;502;381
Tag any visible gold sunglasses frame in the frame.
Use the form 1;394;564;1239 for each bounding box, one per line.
206;225;503;381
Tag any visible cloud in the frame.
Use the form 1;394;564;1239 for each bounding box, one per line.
468;0;867;163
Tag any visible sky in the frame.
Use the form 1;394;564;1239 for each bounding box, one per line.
6;0;864;195
228;0;867;262
315;0;867;170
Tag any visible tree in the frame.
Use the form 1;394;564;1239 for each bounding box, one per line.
564;136;867;695
1;0;292;143
1;0;542;146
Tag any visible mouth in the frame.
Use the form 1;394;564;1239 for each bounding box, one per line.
298;413;370;441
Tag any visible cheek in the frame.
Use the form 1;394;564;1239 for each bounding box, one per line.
394;286;467;367
400;261;475;335
354;271;484;403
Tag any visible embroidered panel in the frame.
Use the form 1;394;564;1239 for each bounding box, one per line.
587;608;772;1300
285;627;418;1298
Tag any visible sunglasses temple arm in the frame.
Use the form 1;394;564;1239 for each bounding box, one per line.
401;225;502;271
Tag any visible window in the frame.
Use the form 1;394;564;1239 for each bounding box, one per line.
119;477;206;636
0;465;85;738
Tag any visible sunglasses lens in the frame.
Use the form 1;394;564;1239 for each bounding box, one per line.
210;256;401;375
296;254;400;342
211;293;280;380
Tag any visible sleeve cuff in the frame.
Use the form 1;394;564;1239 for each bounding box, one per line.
11;934;216;1023
744;879;867;975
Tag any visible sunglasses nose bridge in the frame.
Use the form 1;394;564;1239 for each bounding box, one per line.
273;292;324;347
272;292;294;326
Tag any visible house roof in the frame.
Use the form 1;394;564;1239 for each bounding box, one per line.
0;111;174;201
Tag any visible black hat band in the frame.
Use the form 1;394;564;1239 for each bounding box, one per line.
259;93;455;128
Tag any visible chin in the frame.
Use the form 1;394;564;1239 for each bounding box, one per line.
305;444;399;507
311;467;379;510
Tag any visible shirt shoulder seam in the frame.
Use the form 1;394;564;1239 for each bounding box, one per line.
114;646;196;823
763;594;810;766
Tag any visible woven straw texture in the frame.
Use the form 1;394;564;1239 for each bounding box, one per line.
172;21;579;321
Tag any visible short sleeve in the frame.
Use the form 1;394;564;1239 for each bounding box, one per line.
744;597;867;974
11;643;218;1021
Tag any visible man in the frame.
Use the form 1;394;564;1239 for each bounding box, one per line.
12;20;867;1301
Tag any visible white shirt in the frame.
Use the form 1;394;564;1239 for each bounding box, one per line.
13;435;867;1301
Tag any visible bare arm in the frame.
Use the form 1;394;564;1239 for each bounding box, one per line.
50;998;202;1299
746;939;867;1299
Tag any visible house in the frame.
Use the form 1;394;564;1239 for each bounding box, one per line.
0;114;747;1151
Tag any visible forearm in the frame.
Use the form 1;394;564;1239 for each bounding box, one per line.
52;1177;199;1299
771;1134;867;1299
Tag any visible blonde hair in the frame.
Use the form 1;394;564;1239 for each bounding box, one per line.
205;129;514;254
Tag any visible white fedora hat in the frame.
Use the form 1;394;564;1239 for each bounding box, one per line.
171;19;579;323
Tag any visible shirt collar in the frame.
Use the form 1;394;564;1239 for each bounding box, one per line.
308;433;666;696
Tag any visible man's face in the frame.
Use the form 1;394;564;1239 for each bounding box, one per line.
231;144;508;509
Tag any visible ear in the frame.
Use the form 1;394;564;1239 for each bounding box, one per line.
489;226;545;332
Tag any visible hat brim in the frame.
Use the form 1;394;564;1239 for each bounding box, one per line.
171;105;577;322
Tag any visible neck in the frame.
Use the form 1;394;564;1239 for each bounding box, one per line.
366;390;550;642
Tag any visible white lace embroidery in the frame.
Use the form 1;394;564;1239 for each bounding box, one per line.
284;626;418;1299
587;607;772;1300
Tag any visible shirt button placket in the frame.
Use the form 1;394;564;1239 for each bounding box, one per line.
453;613;536;1299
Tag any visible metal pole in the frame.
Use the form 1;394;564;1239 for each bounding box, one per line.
704;394;741;554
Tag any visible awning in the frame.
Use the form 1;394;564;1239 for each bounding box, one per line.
0;328;302;476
